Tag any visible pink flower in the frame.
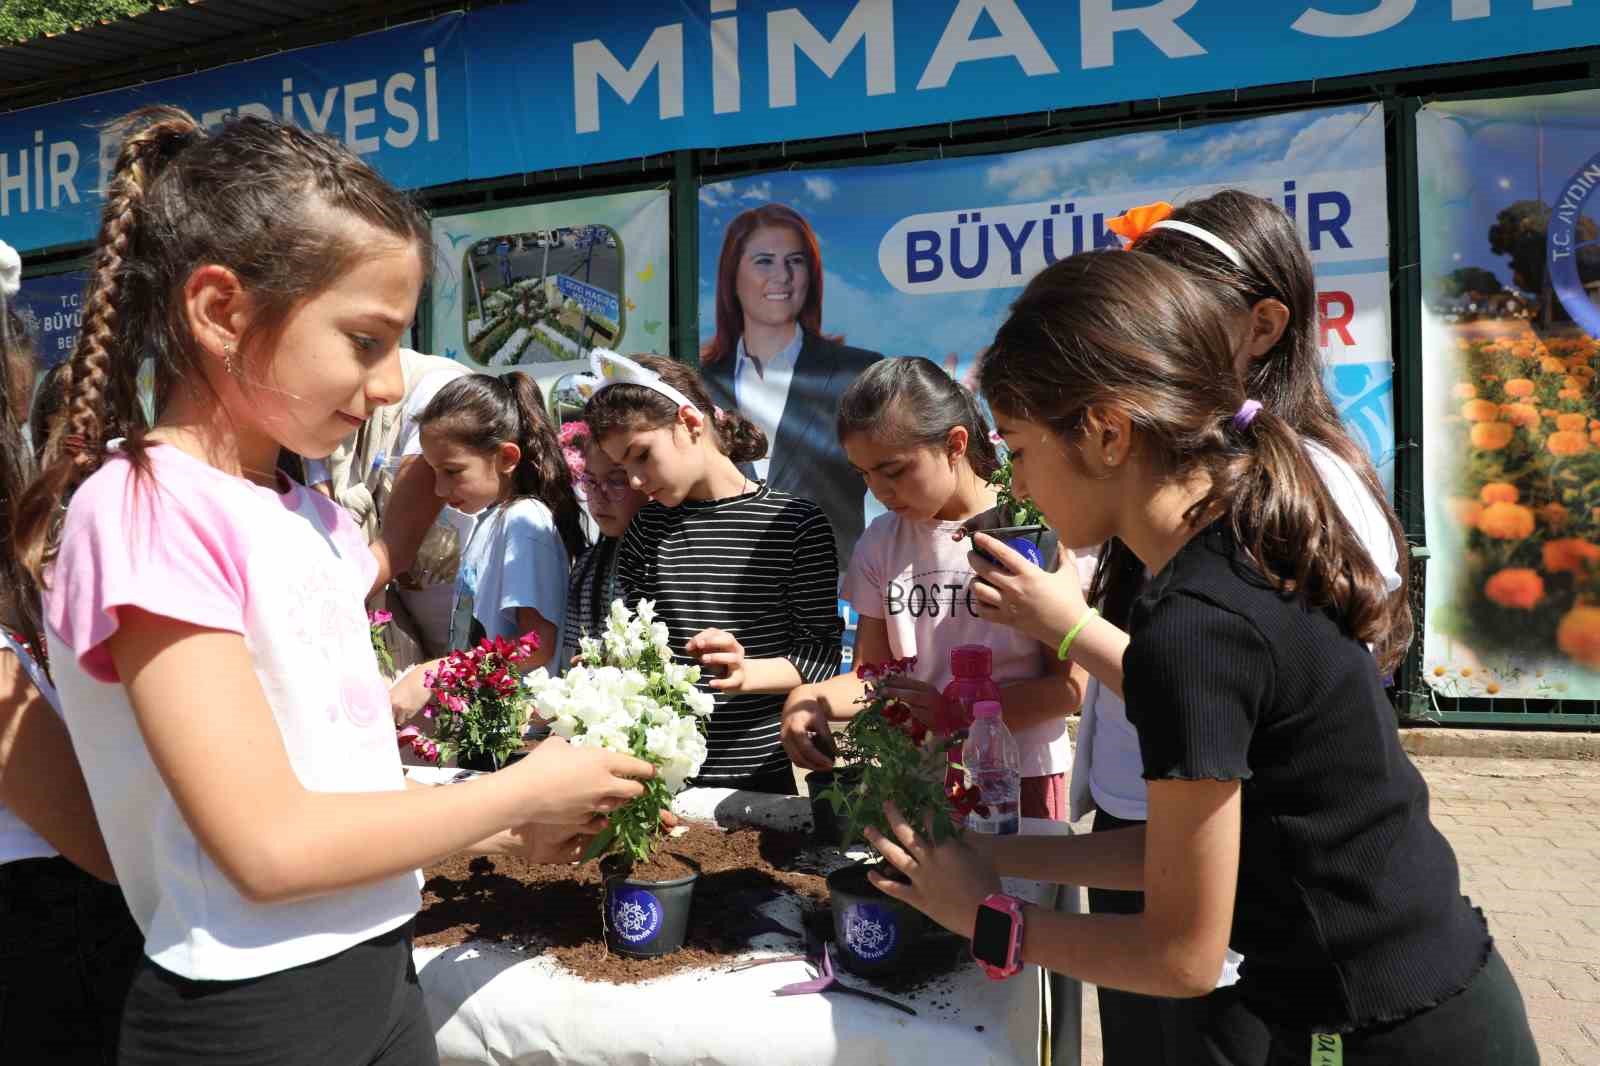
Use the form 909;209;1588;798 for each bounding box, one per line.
368;610;393;627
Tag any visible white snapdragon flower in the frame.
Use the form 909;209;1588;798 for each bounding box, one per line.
685;688;715;718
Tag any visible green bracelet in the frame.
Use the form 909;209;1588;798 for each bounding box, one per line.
1057;608;1099;662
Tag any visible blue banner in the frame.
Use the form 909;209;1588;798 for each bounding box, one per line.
0;14;464;253
9;272;88;368
465;0;1600;182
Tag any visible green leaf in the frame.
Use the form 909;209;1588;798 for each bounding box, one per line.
581;824;616;863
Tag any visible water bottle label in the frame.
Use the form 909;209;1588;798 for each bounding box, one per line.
967;808;1021;835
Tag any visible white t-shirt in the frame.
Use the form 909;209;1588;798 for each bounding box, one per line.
450;498;569;653
0;629;60;866
843;510;1072;777
44;444;420;981
1069;441;1403;824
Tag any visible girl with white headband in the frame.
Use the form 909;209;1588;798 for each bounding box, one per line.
584;351;843;794
950;193;1421;1065
872;247;1533;1066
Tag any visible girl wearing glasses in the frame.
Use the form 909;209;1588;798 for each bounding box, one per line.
557;420;650;673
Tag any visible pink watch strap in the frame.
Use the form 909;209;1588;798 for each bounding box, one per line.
976;893;1026;980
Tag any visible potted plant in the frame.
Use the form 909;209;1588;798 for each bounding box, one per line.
402;633;541;771
816;658;986;976
967;448;1056;568
523;599;713;957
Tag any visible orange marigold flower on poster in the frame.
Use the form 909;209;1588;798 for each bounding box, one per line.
1484;569;1544;609
1461;399;1501;421
1452;383;1477;400
1502;378;1536;398
1564;376;1584;391
1501;403;1539;427
1542;538;1600;574
1557;413;1589;431
1449;498;1484;527
1477;502;1535;539
1560;388;1584;400
1548;430;1589;456
1479;483;1519;504
1541;356;1568;374
1557;606;1600;669
1470;422;1514;450
1590;428;1600;447
1539;502;1570;529
1481;374;1500;384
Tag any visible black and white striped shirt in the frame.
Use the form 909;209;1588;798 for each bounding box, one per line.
616;483;842;787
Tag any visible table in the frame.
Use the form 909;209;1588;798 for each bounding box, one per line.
406;770;1081;1066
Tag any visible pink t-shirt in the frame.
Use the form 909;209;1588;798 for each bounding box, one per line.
44;443;419;981
842;511;1072;777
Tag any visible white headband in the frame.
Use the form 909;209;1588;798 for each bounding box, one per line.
1146;219;1246;270
588;349;699;412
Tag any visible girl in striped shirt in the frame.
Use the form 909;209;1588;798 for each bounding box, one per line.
584;352;842;794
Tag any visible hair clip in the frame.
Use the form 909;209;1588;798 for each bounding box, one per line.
588;349;697;412
1232;399;1263;431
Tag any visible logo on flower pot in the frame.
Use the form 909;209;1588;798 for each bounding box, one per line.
610;887;664;944
1548;149;1600;338
843;903;898;961
1001;536;1044;567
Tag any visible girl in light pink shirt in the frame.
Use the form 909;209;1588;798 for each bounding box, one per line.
781;357;1084;819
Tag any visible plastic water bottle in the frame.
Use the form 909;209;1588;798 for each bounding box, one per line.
963;700;1021;835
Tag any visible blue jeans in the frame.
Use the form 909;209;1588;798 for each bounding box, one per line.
0;856;144;1065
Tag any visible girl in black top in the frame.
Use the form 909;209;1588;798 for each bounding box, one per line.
863;250;1537;1065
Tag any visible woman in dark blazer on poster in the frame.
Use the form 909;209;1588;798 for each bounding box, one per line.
701;203;881;567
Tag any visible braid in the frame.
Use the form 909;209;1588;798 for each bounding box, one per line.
15;108;199;585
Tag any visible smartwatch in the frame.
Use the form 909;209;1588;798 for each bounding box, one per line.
971;893;1026;979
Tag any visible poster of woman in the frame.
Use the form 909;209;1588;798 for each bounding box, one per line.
699;204;882;567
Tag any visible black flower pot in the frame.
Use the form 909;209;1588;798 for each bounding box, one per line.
806;764;866;847
967;524;1055;569
826;860;929;977
600;855;699;958
457;749;527;773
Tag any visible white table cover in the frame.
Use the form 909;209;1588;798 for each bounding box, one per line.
406;769;1079;1066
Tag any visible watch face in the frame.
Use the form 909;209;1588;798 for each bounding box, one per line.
972;903;1013;967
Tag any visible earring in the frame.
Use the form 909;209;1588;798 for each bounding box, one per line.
221;342;237;376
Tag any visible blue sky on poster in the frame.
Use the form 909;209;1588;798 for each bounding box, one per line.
698;102;1385;381
1421;89;1600;294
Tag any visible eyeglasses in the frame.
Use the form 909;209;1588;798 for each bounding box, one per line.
579;473;633;501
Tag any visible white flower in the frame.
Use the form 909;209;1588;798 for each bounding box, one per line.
686;688;715;718
0;240;20;299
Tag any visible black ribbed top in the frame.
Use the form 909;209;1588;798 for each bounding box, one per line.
616;483;842;786
1124;522;1489;1032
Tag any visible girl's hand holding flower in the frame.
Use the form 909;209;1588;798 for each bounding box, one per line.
686;628;746;691
863;801;1004;939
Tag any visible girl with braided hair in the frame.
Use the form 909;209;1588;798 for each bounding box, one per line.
13;109;653;1065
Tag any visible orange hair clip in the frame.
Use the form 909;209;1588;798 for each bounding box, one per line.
1104;201;1174;245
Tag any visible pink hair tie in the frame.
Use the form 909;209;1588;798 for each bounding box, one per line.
1232;399;1263;431
713;406;726;420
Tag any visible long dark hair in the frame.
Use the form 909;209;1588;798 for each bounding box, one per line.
1;307;42;654
700;204;825;367
1099;190;1411;672
584;354;768;465
14;106;432;587
419;372;589;561
981;250;1400;661
836;356;1000;479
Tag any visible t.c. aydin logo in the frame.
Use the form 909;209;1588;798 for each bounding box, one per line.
1548;150;1600;337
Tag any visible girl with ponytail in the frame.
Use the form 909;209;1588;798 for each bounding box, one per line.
585;352;843;794
17;109;651;1065
782;357;1084;820
415;371;587;667
864;250;1535;1066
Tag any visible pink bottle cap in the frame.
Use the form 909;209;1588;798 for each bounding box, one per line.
973;700;1002;720
950;644;992;678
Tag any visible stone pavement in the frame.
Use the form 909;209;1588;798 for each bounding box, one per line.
1071;754;1600;1065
